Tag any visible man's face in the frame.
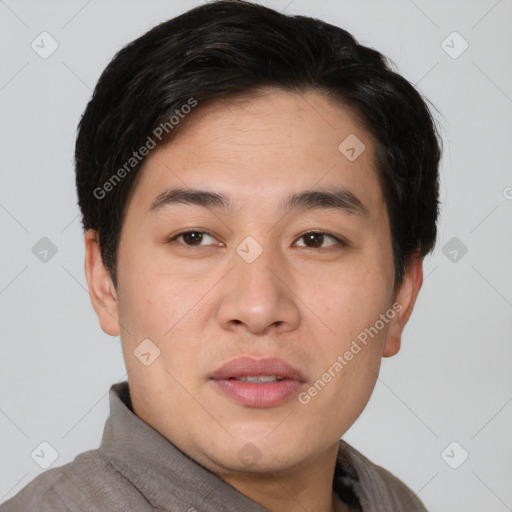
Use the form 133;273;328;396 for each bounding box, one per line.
88;89;418;475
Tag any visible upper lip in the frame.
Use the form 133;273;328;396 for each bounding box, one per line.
210;356;307;382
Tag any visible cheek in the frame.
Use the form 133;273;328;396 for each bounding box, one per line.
117;243;209;338
317;261;393;339
335;350;381;425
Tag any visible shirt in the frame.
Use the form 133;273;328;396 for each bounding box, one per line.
0;381;428;512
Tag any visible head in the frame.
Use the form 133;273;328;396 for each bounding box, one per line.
78;0;441;476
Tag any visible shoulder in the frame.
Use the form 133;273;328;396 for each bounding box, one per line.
0;465;72;512
0;448;138;512
338;440;428;512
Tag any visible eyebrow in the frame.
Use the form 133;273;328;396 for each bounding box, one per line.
146;186;369;217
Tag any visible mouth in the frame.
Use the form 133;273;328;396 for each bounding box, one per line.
209;356;307;408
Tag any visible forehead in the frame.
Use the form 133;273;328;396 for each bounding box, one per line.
126;89;384;219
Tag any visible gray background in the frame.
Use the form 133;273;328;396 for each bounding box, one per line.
1;0;511;510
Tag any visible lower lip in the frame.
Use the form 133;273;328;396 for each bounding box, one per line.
211;379;304;408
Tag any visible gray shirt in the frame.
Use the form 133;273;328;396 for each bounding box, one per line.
0;381;427;511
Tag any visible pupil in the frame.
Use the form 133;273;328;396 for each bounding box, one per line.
306;233;323;247
184;232;202;245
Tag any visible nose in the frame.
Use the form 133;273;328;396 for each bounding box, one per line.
215;241;301;336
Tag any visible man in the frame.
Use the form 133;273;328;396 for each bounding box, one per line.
1;1;441;510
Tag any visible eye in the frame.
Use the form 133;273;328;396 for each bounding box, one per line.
167;229;346;250
168;230;220;247
294;231;345;249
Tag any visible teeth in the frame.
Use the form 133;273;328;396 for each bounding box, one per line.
235;375;283;383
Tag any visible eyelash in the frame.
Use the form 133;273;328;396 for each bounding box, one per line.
166;229;348;250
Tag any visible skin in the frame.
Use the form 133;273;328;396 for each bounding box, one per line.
84;89;423;512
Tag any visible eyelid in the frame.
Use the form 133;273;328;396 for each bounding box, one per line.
167;229;220;246
167;229;348;248
294;230;348;248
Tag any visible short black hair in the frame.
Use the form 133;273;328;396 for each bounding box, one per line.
75;0;442;291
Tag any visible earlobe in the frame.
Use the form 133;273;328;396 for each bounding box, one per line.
84;229;121;336
382;251;423;358
382;331;401;358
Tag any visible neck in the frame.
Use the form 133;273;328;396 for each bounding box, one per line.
217;442;349;512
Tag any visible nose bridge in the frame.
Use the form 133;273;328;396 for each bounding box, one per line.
233;233;285;299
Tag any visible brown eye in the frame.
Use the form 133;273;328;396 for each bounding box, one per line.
181;231;204;245
169;230;218;247
295;231;342;249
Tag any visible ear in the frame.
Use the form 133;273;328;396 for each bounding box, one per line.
382;250;423;358
84;229;120;336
